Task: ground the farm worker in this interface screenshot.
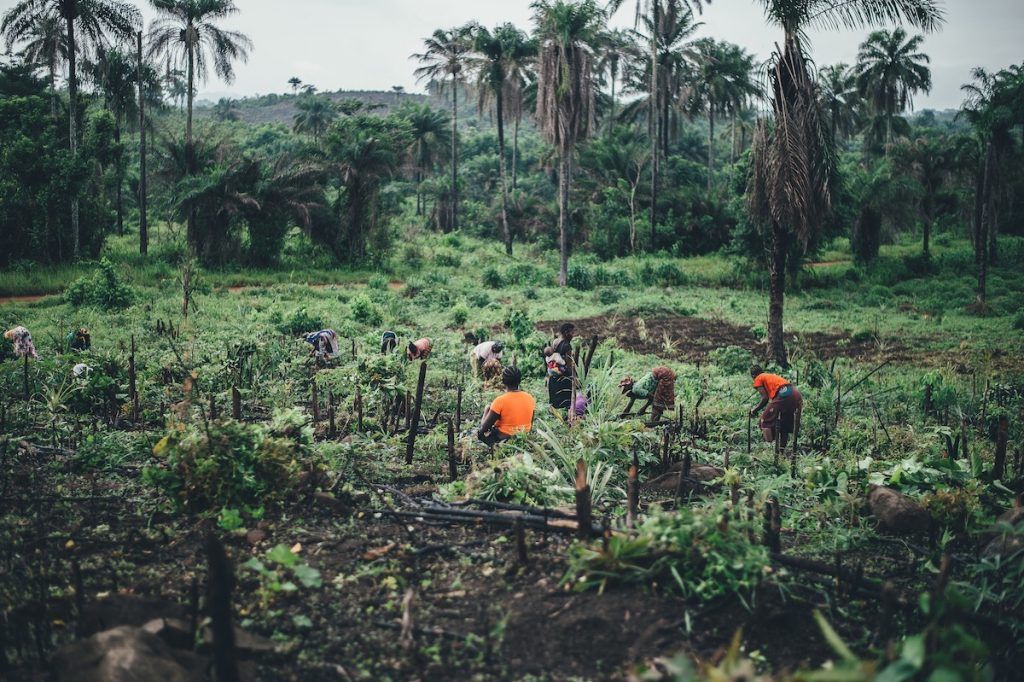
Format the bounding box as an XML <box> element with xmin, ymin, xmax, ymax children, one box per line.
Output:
<box><xmin>544</xmin><ymin>346</ymin><xmax>566</xmax><ymax>378</ymax></box>
<box><xmin>305</xmin><ymin>329</ymin><xmax>340</xmax><ymax>359</ymax></box>
<box><xmin>67</xmin><ymin>327</ymin><xmax>91</xmax><ymax>352</ymax></box>
<box><xmin>72</xmin><ymin>363</ymin><xmax>90</xmax><ymax>378</ymax></box>
<box><xmin>619</xmin><ymin>366</ymin><xmax>676</xmax><ymax>422</ymax></box>
<box><xmin>748</xmin><ymin>365</ymin><xmax>803</xmax><ymax>447</ymax></box>
<box><xmin>407</xmin><ymin>337</ymin><xmax>432</xmax><ymax>361</ymax></box>
<box><xmin>572</xmin><ymin>391</ymin><xmax>589</xmax><ymax>419</ymax></box>
<box><xmin>478</xmin><ymin>366</ymin><xmax>535</xmax><ymax>446</ymax></box>
<box><xmin>547</xmin><ymin>323</ymin><xmax>576</xmax><ymax>410</ymax></box>
<box><xmin>380</xmin><ymin>330</ymin><xmax>397</xmax><ymax>354</ymax></box>
<box><xmin>470</xmin><ymin>340</ymin><xmax>504</xmax><ymax>376</ymax></box>
<box><xmin>481</xmin><ymin>357</ymin><xmax>503</xmax><ymax>383</ymax></box>
<box><xmin>4</xmin><ymin>326</ymin><xmax>39</xmax><ymax>359</ymax></box>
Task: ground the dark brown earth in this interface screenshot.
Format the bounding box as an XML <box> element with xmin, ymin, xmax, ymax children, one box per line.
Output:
<box><xmin>540</xmin><ymin>313</ymin><xmax>917</xmax><ymax>365</ymax></box>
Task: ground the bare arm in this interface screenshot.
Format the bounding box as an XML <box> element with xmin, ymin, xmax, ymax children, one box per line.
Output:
<box><xmin>479</xmin><ymin>407</ymin><xmax>499</xmax><ymax>435</ymax></box>
<box><xmin>750</xmin><ymin>387</ymin><xmax>769</xmax><ymax>416</ymax></box>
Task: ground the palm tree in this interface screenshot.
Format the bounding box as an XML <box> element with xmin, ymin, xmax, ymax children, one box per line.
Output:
<box><xmin>855</xmin><ymin>28</ymin><xmax>931</xmax><ymax>152</ymax></box>
<box><xmin>401</xmin><ymin>102</ymin><xmax>451</xmax><ymax>217</ymax></box>
<box><xmin>8</xmin><ymin>12</ymin><xmax>67</xmax><ymax>117</ymax></box>
<box><xmin>469</xmin><ymin>22</ymin><xmax>533</xmax><ymax>256</ymax></box>
<box><xmin>533</xmin><ymin>0</ymin><xmax>603</xmax><ymax>286</ymax></box>
<box><xmin>413</xmin><ymin>26</ymin><xmax>472</xmax><ymax>232</ymax></box>
<box><xmin>817</xmin><ymin>63</ymin><xmax>860</xmax><ymax>144</ymax></box>
<box><xmin>595</xmin><ymin>28</ymin><xmax>638</xmax><ymax>130</ymax></box>
<box><xmin>293</xmin><ymin>94</ymin><xmax>337</xmax><ymax>146</ymax></box>
<box><xmin>747</xmin><ymin>0</ymin><xmax>943</xmax><ymax>366</ymax></box>
<box><xmin>287</xmin><ymin>75</ymin><xmax>301</xmax><ymax>93</ymax></box>
<box><xmin>90</xmin><ymin>46</ymin><xmax>161</xmax><ymax>236</ymax></box>
<box><xmin>580</xmin><ymin>125</ymin><xmax>649</xmax><ymax>253</ymax></box>
<box><xmin>959</xmin><ymin>65</ymin><xmax>1024</xmax><ymax>306</ymax></box>
<box><xmin>212</xmin><ymin>96</ymin><xmax>240</xmax><ymax>121</ymax></box>
<box><xmin>147</xmin><ymin>0</ymin><xmax>252</xmax><ymax>249</ymax></box>
<box><xmin>688</xmin><ymin>38</ymin><xmax>759</xmax><ymax>193</ymax></box>
<box><xmin>2</xmin><ymin>0</ymin><xmax>141</xmax><ymax>259</ymax></box>
<box><xmin>893</xmin><ymin>134</ymin><xmax>959</xmax><ymax>257</ymax></box>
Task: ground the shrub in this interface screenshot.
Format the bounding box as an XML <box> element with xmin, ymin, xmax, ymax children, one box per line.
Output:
<box><xmin>434</xmin><ymin>250</ymin><xmax>461</xmax><ymax>268</ymax></box>
<box><xmin>367</xmin><ymin>274</ymin><xmax>389</xmax><ymax>290</ymax></box>
<box><xmin>596</xmin><ymin>287</ymin><xmax>621</xmax><ymax>305</ymax></box>
<box><xmin>64</xmin><ymin>258</ymin><xmax>135</xmax><ymax>309</ymax></box>
<box><xmin>402</xmin><ymin>244</ymin><xmax>424</xmax><ymax>270</ymax></box>
<box><xmin>451</xmin><ymin>301</ymin><xmax>469</xmax><ymax>326</ymax></box>
<box><xmin>481</xmin><ymin>266</ymin><xmax>504</xmax><ymax>288</ymax></box>
<box><xmin>145</xmin><ymin>408</ymin><xmax>316</xmax><ymax>511</ymax></box>
<box><xmin>350</xmin><ymin>294</ymin><xmax>382</xmax><ymax>326</ymax></box>
<box><xmin>653</xmin><ymin>262</ymin><xmax>687</xmax><ymax>286</ymax></box>
<box><xmin>466</xmin><ymin>291</ymin><xmax>491</xmax><ymax>307</ymax></box>
<box><xmin>567</xmin><ymin>263</ymin><xmax>595</xmax><ymax>290</ymax></box>
<box><xmin>278</xmin><ymin>307</ymin><xmax>324</xmax><ymax>335</ymax></box>
<box><xmin>504</xmin><ymin>309</ymin><xmax>535</xmax><ymax>343</ymax></box>
<box><xmin>709</xmin><ymin>345</ymin><xmax>754</xmax><ymax>374</ymax></box>
<box><xmin>1013</xmin><ymin>309</ymin><xmax>1024</xmax><ymax>331</ymax></box>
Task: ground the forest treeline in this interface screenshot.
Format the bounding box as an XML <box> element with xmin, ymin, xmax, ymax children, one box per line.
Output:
<box><xmin>2</xmin><ymin>0</ymin><xmax>1023</xmax><ymax>363</ymax></box>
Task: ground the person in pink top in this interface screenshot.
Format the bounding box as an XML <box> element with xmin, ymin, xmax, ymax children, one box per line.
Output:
<box><xmin>407</xmin><ymin>337</ymin><xmax>432</xmax><ymax>361</ymax></box>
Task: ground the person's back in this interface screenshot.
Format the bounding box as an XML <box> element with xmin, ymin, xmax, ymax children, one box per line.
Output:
<box><xmin>490</xmin><ymin>389</ymin><xmax>536</xmax><ymax>436</ymax></box>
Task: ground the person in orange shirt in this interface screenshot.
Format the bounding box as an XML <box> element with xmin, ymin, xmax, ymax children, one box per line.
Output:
<box><xmin>748</xmin><ymin>364</ymin><xmax>802</xmax><ymax>447</ymax></box>
<box><xmin>478</xmin><ymin>366</ymin><xmax>535</xmax><ymax>446</ymax></box>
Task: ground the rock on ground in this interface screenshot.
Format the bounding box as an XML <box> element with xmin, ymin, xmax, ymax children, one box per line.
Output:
<box><xmin>50</xmin><ymin>625</ymin><xmax>206</xmax><ymax>682</ymax></box>
<box><xmin>868</xmin><ymin>485</ymin><xmax>930</xmax><ymax>534</ymax></box>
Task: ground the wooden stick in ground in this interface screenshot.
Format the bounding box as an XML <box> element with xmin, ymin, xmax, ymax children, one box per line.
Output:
<box><xmin>763</xmin><ymin>499</ymin><xmax>781</xmax><ymax>553</ymax></box>
<box><xmin>455</xmin><ymin>384</ymin><xmax>463</xmax><ymax>429</ymax></box>
<box><xmin>514</xmin><ymin>516</ymin><xmax>529</xmax><ymax>566</ymax></box>
<box><xmin>328</xmin><ymin>391</ymin><xmax>336</xmax><ymax>439</ymax></box>
<box><xmin>311</xmin><ymin>379</ymin><xmax>320</xmax><ymax>423</ymax></box>
<box><xmin>231</xmin><ymin>387</ymin><xmax>241</xmax><ymax>420</ymax></box>
<box><xmin>129</xmin><ymin>334</ymin><xmax>138</xmax><ymax>421</ymax></box>
<box><xmin>405</xmin><ymin>362</ymin><xmax>428</xmax><ymax>465</ymax></box>
<box><xmin>204</xmin><ymin>534</ymin><xmax>239</xmax><ymax>682</ymax></box>
<box><xmin>209</xmin><ymin>394</ymin><xmax>217</xmax><ymax>420</ymax></box>
<box><xmin>447</xmin><ymin>417</ymin><xmax>457</xmax><ymax>482</ymax></box>
<box><xmin>993</xmin><ymin>415</ymin><xmax>1008</xmax><ymax>481</ymax></box>
<box><xmin>626</xmin><ymin>452</ymin><xmax>639</xmax><ymax>528</ymax></box>
<box><xmin>582</xmin><ymin>335</ymin><xmax>599</xmax><ymax>378</ymax></box>
<box><xmin>355</xmin><ymin>384</ymin><xmax>363</xmax><ymax>432</ymax></box>
<box><xmin>574</xmin><ymin>458</ymin><xmax>592</xmax><ymax>540</ymax></box>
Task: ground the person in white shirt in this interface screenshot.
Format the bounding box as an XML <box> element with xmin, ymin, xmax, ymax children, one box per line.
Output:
<box><xmin>470</xmin><ymin>340</ymin><xmax>505</xmax><ymax>377</ymax></box>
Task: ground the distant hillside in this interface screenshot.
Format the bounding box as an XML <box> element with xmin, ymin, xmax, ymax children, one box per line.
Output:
<box><xmin>195</xmin><ymin>89</ymin><xmax>434</xmax><ymax>126</ymax></box>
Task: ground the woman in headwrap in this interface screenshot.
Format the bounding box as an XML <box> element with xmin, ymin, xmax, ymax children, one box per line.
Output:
<box><xmin>619</xmin><ymin>366</ymin><xmax>676</xmax><ymax>422</ymax></box>
<box><xmin>4</xmin><ymin>326</ymin><xmax>39</xmax><ymax>359</ymax></box>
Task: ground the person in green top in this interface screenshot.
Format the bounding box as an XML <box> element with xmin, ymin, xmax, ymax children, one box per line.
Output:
<box><xmin>619</xmin><ymin>366</ymin><xmax>676</xmax><ymax>422</ymax></box>
<box><xmin>67</xmin><ymin>328</ymin><xmax>91</xmax><ymax>352</ymax></box>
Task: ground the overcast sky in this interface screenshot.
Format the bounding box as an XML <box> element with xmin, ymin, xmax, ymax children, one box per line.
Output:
<box><xmin>3</xmin><ymin>0</ymin><xmax>1021</xmax><ymax>110</ymax></box>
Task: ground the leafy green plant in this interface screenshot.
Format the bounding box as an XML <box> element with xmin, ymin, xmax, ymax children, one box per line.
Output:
<box><xmin>64</xmin><ymin>258</ymin><xmax>135</xmax><ymax>309</ymax></box>
<box><xmin>145</xmin><ymin>408</ymin><xmax>317</xmax><ymax>511</ymax></box>
<box><xmin>242</xmin><ymin>543</ymin><xmax>322</xmax><ymax>606</ymax></box>
<box><xmin>350</xmin><ymin>293</ymin><xmax>382</xmax><ymax>325</ymax></box>
<box><xmin>567</xmin><ymin>263</ymin><xmax>595</xmax><ymax>290</ymax></box>
<box><xmin>217</xmin><ymin>507</ymin><xmax>244</xmax><ymax>531</ymax></box>
<box><xmin>277</xmin><ymin>307</ymin><xmax>324</xmax><ymax>335</ymax></box>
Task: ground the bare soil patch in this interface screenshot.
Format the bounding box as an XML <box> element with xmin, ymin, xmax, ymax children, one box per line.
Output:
<box><xmin>540</xmin><ymin>314</ymin><xmax>917</xmax><ymax>365</ymax></box>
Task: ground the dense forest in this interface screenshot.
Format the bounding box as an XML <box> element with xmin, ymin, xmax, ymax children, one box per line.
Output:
<box><xmin>1</xmin><ymin>0</ymin><xmax>1023</xmax><ymax>680</ymax></box>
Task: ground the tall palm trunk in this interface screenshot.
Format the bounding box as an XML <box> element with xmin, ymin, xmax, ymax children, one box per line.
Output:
<box><xmin>66</xmin><ymin>1</ymin><xmax>80</xmax><ymax>259</ymax></box>
<box><xmin>557</xmin><ymin>151</ymin><xmax>570</xmax><ymax>286</ymax></box>
<box><xmin>449</xmin><ymin>75</ymin><xmax>458</xmax><ymax>232</ymax></box>
<box><xmin>186</xmin><ymin>27</ymin><xmax>197</xmax><ymax>248</ymax></box>
<box><xmin>608</xmin><ymin>67</ymin><xmax>616</xmax><ymax>132</ymax></box>
<box><xmin>496</xmin><ymin>88</ymin><xmax>513</xmax><ymax>256</ymax></box>
<box><xmin>707</xmin><ymin>102</ymin><xmax>714</xmax><ymax>194</ymax></box>
<box><xmin>512</xmin><ymin>115</ymin><xmax>520</xmax><ymax>189</ymax></box>
<box><xmin>48</xmin><ymin>59</ymin><xmax>58</xmax><ymax>119</ymax></box>
<box><xmin>768</xmin><ymin>220</ymin><xmax>788</xmax><ymax>367</ymax></box>
<box><xmin>648</xmin><ymin>0</ymin><xmax>659</xmax><ymax>249</ymax></box>
<box><xmin>114</xmin><ymin>120</ymin><xmax>123</xmax><ymax>235</ymax></box>
<box><xmin>138</xmin><ymin>30</ymin><xmax>148</xmax><ymax>256</ymax></box>
<box><xmin>976</xmin><ymin>143</ymin><xmax>994</xmax><ymax>308</ymax></box>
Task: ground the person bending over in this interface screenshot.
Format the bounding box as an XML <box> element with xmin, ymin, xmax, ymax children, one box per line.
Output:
<box><xmin>470</xmin><ymin>340</ymin><xmax>504</xmax><ymax>376</ymax></box>
<box><xmin>407</xmin><ymin>337</ymin><xmax>432</xmax><ymax>361</ymax></box>
<box><xmin>478</xmin><ymin>366</ymin><xmax>535</xmax><ymax>446</ymax></box>
<box><xmin>380</xmin><ymin>331</ymin><xmax>397</xmax><ymax>355</ymax></box>
<box><xmin>305</xmin><ymin>329</ymin><xmax>340</xmax><ymax>360</ymax></box>
<box><xmin>619</xmin><ymin>366</ymin><xmax>676</xmax><ymax>422</ymax></box>
<box><xmin>68</xmin><ymin>327</ymin><xmax>91</xmax><ymax>352</ymax></box>
<box><xmin>748</xmin><ymin>364</ymin><xmax>803</xmax><ymax>448</ymax></box>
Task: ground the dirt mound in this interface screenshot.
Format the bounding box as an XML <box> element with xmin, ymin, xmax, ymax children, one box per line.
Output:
<box><xmin>540</xmin><ymin>314</ymin><xmax>915</xmax><ymax>364</ymax></box>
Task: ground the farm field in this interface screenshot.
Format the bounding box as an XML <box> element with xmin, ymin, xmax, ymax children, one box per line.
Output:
<box><xmin>2</xmin><ymin>233</ymin><xmax>1023</xmax><ymax>680</ymax></box>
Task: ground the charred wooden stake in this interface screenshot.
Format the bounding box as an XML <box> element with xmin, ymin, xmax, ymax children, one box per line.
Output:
<box><xmin>993</xmin><ymin>415</ymin><xmax>1008</xmax><ymax>481</ymax></box>
<box><xmin>311</xmin><ymin>380</ymin><xmax>320</xmax><ymax>423</ymax></box>
<box><xmin>351</xmin><ymin>337</ymin><xmax>357</xmax><ymax>360</ymax></box>
<box><xmin>129</xmin><ymin>335</ymin><xmax>138</xmax><ymax>421</ymax></box>
<box><xmin>404</xmin><ymin>390</ymin><xmax>411</xmax><ymax>430</ymax></box>
<box><xmin>405</xmin><ymin>362</ymin><xmax>428</xmax><ymax>465</ymax></box>
<box><xmin>626</xmin><ymin>453</ymin><xmax>639</xmax><ymax>528</ymax></box>
<box><xmin>763</xmin><ymin>499</ymin><xmax>781</xmax><ymax>554</ymax></box>
<box><xmin>355</xmin><ymin>384</ymin><xmax>363</xmax><ymax>432</ymax></box>
<box><xmin>232</xmin><ymin>387</ymin><xmax>241</xmax><ymax>420</ymax></box>
<box><xmin>514</xmin><ymin>516</ymin><xmax>529</xmax><ymax>565</ymax></box>
<box><xmin>574</xmin><ymin>458</ymin><xmax>592</xmax><ymax>540</ymax></box>
<box><xmin>661</xmin><ymin>430</ymin><xmax>670</xmax><ymax>471</ymax></box>
<box><xmin>205</xmin><ymin>534</ymin><xmax>239</xmax><ymax>682</ymax></box>
<box><xmin>582</xmin><ymin>335</ymin><xmax>599</xmax><ymax>378</ymax></box>
<box><xmin>924</xmin><ymin>384</ymin><xmax>933</xmax><ymax>418</ymax></box>
<box><xmin>328</xmin><ymin>391</ymin><xmax>336</xmax><ymax>439</ymax></box>
<box><xmin>447</xmin><ymin>418</ymin><xmax>457</xmax><ymax>482</ymax></box>
<box><xmin>455</xmin><ymin>384</ymin><xmax>463</xmax><ymax>428</ymax></box>
<box><xmin>209</xmin><ymin>394</ymin><xmax>217</xmax><ymax>420</ymax></box>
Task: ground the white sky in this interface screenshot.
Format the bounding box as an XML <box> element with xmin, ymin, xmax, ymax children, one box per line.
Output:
<box><xmin>3</xmin><ymin>0</ymin><xmax>1022</xmax><ymax>110</ymax></box>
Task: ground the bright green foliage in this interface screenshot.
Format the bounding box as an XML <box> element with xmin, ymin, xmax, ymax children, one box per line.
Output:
<box><xmin>350</xmin><ymin>293</ymin><xmax>382</xmax><ymax>326</ymax></box>
<box><xmin>64</xmin><ymin>259</ymin><xmax>135</xmax><ymax>309</ymax></box>
<box><xmin>277</xmin><ymin>307</ymin><xmax>324</xmax><ymax>336</ymax></box>
<box><xmin>145</xmin><ymin>408</ymin><xmax>316</xmax><ymax>512</ymax></box>
<box><xmin>563</xmin><ymin>502</ymin><xmax>769</xmax><ymax>603</ymax></box>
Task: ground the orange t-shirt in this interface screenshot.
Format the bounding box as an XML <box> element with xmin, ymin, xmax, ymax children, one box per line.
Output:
<box><xmin>753</xmin><ymin>373</ymin><xmax>789</xmax><ymax>399</ymax></box>
<box><xmin>489</xmin><ymin>390</ymin><xmax>536</xmax><ymax>436</ymax></box>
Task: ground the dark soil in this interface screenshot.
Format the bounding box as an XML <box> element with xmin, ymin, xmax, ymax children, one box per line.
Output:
<box><xmin>540</xmin><ymin>314</ymin><xmax>919</xmax><ymax>365</ymax></box>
